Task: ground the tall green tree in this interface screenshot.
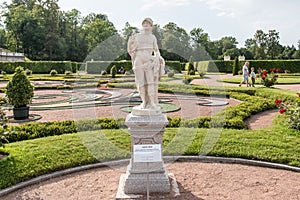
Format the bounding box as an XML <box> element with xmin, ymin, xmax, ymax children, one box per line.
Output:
<box><xmin>83</xmin><ymin>13</ymin><xmax>117</xmax><ymax>53</ymax></box>
<box><xmin>40</xmin><ymin>0</ymin><xmax>61</xmax><ymax>60</ymax></box>
<box><xmin>214</xmin><ymin>36</ymin><xmax>238</xmax><ymax>60</ymax></box>
<box><xmin>61</xmin><ymin>9</ymin><xmax>86</xmax><ymax>61</ymax></box>
<box><xmin>247</xmin><ymin>29</ymin><xmax>283</xmax><ymax>60</ymax></box>
<box><xmin>190</xmin><ymin>28</ymin><xmax>212</xmax><ymax>60</ymax></box>
<box><xmin>0</xmin><ymin>28</ymin><xmax>7</xmax><ymax>49</ymax></box>
<box><xmin>266</xmin><ymin>30</ymin><xmax>282</xmax><ymax>59</ymax></box>
<box><xmin>162</xmin><ymin>22</ymin><xmax>192</xmax><ymax>60</ymax></box>
<box><xmin>292</xmin><ymin>40</ymin><xmax>300</xmax><ymax>59</ymax></box>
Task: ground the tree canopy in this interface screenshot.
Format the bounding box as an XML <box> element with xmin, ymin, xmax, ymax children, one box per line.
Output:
<box><xmin>0</xmin><ymin>0</ymin><xmax>299</xmax><ymax>61</ymax></box>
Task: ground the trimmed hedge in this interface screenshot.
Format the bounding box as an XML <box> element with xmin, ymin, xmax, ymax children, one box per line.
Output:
<box><xmin>0</xmin><ymin>61</ymin><xmax>78</xmax><ymax>74</ymax></box>
<box><xmin>165</xmin><ymin>61</ymin><xmax>182</xmax><ymax>72</ymax></box>
<box><xmin>5</xmin><ymin>118</ymin><xmax>126</xmax><ymax>143</ymax></box>
<box><xmin>196</xmin><ymin>60</ymin><xmax>243</xmax><ymax>73</ymax></box>
<box><xmin>248</xmin><ymin>60</ymin><xmax>300</xmax><ymax>73</ymax></box>
<box><xmin>196</xmin><ymin>60</ymin><xmax>300</xmax><ymax>73</ymax></box>
<box><xmin>86</xmin><ymin>61</ymin><xmax>132</xmax><ymax>74</ymax></box>
<box><xmin>86</xmin><ymin>60</ymin><xmax>182</xmax><ymax>74</ymax></box>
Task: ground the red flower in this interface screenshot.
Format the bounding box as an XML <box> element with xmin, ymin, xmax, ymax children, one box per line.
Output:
<box><xmin>275</xmin><ymin>99</ymin><xmax>283</xmax><ymax>106</ymax></box>
<box><xmin>276</xmin><ymin>68</ymin><xmax>281</xmax><ymax>73</ymax></box>
<box><xmin>270</xmin><ymin>68</ymin><xmax>275</xmax><ymax>72</ymax></box>
<box><xmin>298</xmin><ymin>93</ymin><xmax>300</xmax><ymax>98</ymax></box>
<box><xmin>274</xmin><ymin>74</ymin><xmax>278</xmax><ymax>78</ymax></box>
<box><xmin>261</xmin><ymin>75</ymin><xmax>266</xmax><ymax>80</ymax></box>
<box><xmin>279</xmin><ymin>108</ymin><xmax>287</xmax><ymax>114</ymax></box>
<box><xmin>262</xmin><ymin>70</ymin><xmax>268</xmax><ymax>75</ymax></box>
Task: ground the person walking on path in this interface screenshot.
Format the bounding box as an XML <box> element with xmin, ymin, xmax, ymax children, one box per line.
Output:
<box><xmin>239</xmin><ymin>62</ymin><xmax>250</xmax><ymax>87</ymax></box>
<box><xmin>250</xmin><ymin>67</ymin><xmax>256</xmax><ymax>87</ymax></box>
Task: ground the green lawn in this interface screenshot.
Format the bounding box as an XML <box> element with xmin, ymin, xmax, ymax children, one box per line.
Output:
<box><xmin>1</xmin><ymin>122</ymin><xmax>299</xmax><ymax>190</ymax></box>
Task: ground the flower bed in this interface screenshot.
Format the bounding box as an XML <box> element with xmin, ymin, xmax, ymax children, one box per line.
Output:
<box><xmin>257</xmin><ymin>68</ymin><xmax>280</xmax><ymax>87</ymax></box>
<box><xmin>275</xmin><ymin>94</ymin><xmax>300</xmax><ymax>131</ymax></box>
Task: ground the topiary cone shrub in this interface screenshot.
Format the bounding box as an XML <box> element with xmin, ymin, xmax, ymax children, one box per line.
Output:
<box><xmin>5</xmin><ymin>67</ymin><xmax>34</xmax><ymax>119</ymax></box>
<box><xmin>232</xmin><ymin>57</ymin><xmax>239</xmax><ymax>76</ymax></box>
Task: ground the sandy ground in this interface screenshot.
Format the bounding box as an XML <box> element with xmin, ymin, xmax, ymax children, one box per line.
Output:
<box><xmin>245</xmin><ymin>109</ymin><xmax>279</xmax><ymax>130</ymax></box>
<box><xmin>1</xmin><ymin>161</ymin><xmax>300</xmax><ymax>200</ymax></box>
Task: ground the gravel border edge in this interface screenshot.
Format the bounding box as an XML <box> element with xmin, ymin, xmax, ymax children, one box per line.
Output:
<box><xmin>1</xmin><ymin>156</ymin><xmax>299</xmax><ymax>197</ymax></box>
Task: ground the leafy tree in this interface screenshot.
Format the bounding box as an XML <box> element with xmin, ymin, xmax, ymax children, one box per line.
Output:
<box><xmin>292</xmin><ymin>40</ymin><xmax>300</xmax><ymax>59</ymax></box>
<box><xmin>254</xmin><ymin>30</ymin><xmax>267</xmax><ymax>59</ymax></box>
<box><xmin>280</xmin><ymin>45</ymin><xmax>296</xmax><ymax>59</ymax></box>
<box><xmin>0</xmin><ymin>28</ymin><xmax>7</xmax><ymax>48</ymax></box>
<box><xmin>248</xmin><ymin>29</ymin><xmax>282</xmax><ymax>60</ymax></box>
<box><xmin>239</xmin><ymin>47</ymin><xmax>254</xmax><ymax>60</ymax></box>
<box><xmin>214</xmin><ymin>36</ymin><xmax>238</xmax><ymax>59</ymax></box>
<box><xmin>83</xmin><ymin>13</ymin><xmax>117</xmax><ymax>53</ymax></box>
<box><xmin>162</xmin><ymin>22</ymin><xmax>192</xmax><ymax>60</ymax></box>
<box><xmin>61</xmin><ymin>9</ymin><xmax>86</xmax><ymax>61</ymax></box>
<box><xmin>266</xmin><ymin>30</ymin><xmax>282</xmax><ymax>59</ymax></box>
<box><xmin>190</xmin><ymin>28</ymin><xmax>212</xmax><ymax>60</ymax></box>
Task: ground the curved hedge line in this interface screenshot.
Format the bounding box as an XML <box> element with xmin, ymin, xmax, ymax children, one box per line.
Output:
<box><xmin>2</xmin><ymin>89</ymin><xmax>278</xmax><ymax>143</ymax></box>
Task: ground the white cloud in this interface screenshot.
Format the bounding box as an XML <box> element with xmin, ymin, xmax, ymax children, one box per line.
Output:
<box><xmin>141</xmin><ymin>0</ymin><xmax>192</xmax><ymax>11</ymax></box>
<box><xmin>200</xmin><ymin>0</ymin><xmax>254</xmax><ymax>18</ymax></box>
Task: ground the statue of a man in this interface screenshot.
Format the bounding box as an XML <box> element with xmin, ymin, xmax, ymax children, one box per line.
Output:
<box><xmin>128</xmin><ymin>18</ymin><xmax>165</xmax><ymax>112</ymax></box>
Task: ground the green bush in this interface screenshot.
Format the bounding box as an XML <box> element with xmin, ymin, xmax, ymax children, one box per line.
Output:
<box><xmin>189</xmin><ymin>70</ymin><xmax>195</xmax><ymax>75</ymax></box>
<box><xmin>25</xmin><ymin>69</ymin><xmax>32</xmax><ymax>76</ymax></box>
<box><xmin>65</xmin><ymin>71</ymin><xmax>72</xmax><ymax>76</ymax></box>
<box><xmin>100</xmin><ymin>70</ymin><xmax>107</xmax><ymax>75</ymax></box>
<box><xmin>5</xmin><ymin>67</ymin><xmax>34</xmax><ymax>108</ymax></box>
<box><xmin>0</xmin><ymin>97</ymin><xmax>7</xmax><ymax>105</ymax></box>
<box><xmin>185</xmin><ymin>62</ymin><xmax>194</xmax><ymax>74</ymax></box>
<box><xmin>198</xmin><ymin>71</ymin><xmax>206</xmax><ymax>78</ymax></box>
<box><xmin>232</xmin><ymin>57</ymin><xmax>239</xmax><ymax>76</ymax></box>
<box><xmin>110</xmin><ymin>65</ymin><xmax>117</xmax><ymax>78</ymax></box>
<box><xmin>183</xmin><ymin>75</ymin><xmax>194</xmax><ymax>84</ymax></box>
<box><xmin>50</xmin><ymin>69</ymin><xmax>58</xmax><ymax>76</ymax></box>
<box><xmin>167</xmin><ymin>70</ymin><xmax>175</xmax><ymax>78</ymax></box>
<box><xmin>125</xmin><ymin>70</ymin><xmax>132</xmax><ymax>75</ymax></box>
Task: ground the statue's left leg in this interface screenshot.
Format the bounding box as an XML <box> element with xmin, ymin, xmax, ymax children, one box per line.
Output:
<box><xmin>145</xmin><ymin>68</ymin><xmax>158</xmax><ymax>109</ymax></box>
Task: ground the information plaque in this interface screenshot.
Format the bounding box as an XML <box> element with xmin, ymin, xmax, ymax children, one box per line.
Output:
<box><xmin>133</xmin><ymin>144</ymin><xmax>162</xmax><ymax>163</ymax></box>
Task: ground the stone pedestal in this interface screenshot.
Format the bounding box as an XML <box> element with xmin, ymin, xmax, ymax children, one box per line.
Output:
<box><xmin>123</xmin><ymin>113</ymin><xmax>170</xmax><ymax>194</ymax></box>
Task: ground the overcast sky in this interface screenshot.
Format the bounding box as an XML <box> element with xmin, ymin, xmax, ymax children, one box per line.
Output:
<box><xmin>2</xmin><ymin>0</ymin><xmax>300</xmax><ymax>47</ymax></box>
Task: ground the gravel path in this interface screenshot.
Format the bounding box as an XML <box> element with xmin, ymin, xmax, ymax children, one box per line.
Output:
<box><xmin>1</xmin><ymin>162</ymin><xmax>300</xmax><ymax>200</ymax></box>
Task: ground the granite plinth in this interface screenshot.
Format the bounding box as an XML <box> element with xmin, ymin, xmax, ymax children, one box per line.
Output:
<box><xmin>122</xmin><ymin>113</ymin><xmax>170</xmax><ymax>194</ymax></box>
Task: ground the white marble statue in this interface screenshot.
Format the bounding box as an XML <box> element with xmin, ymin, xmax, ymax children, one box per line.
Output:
<box><xmin>128</xmin><ymin>18</ymin><xmax>165</xmax><ymax>113</ymax></box>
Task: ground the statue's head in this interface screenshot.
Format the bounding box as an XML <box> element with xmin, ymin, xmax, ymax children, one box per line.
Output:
<box><xmin>142</xmin><ymin>18</ymin><xmax>153</xmax><ymax>32</ymax></box>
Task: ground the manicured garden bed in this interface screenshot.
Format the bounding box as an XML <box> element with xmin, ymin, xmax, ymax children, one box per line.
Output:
<box><xmin>0</xmin><ymin>82</ymin><xmax>299</xmax><ymax>191</ymax></box>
